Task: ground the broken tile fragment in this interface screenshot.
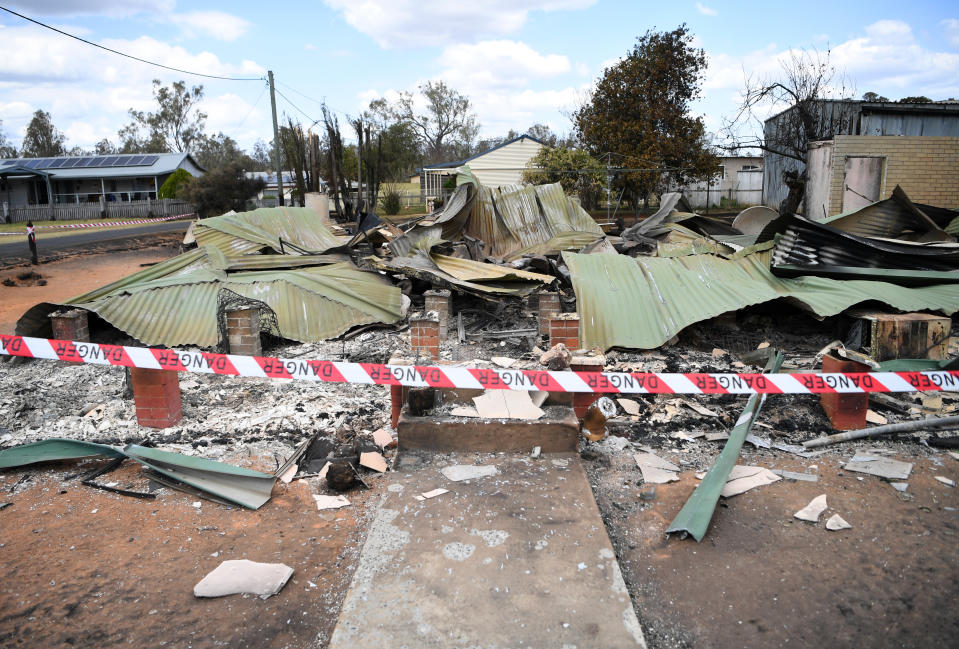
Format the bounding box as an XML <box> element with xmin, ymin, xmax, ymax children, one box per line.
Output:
<box><xmin>844</xmin><ymin>455</ymin><xmax>912</xmax><ymax>480</ymax></box>
<box><xmin>794</xmin><ymin>494</ymin><xmax>828</xmax><ymax>522</ymax></box>
<box><xmin>633</xmin><ymin>452</ymin><xmax>680</xmax><ymax>484</ymax></box>
<box><xmin>360</xmin><ymin>451</ymin><xmax>387</xmax><ymax>473</ymax></box>
<box><xmin>472</xmin><ymin>390</ymin><xmax>544</xmax><ymax>420</ymax></box>
<box><xmin>935</xmin><ymin>476</ymin><xmax>956</xmax><ymax>487</ymax></box>
<box><xmin>313</xmin><ymin>494</ymin><xmax>350</xmax><ymax>510</ymax></box>
<box><xmin>372</xmin><ymin>428</ymin><xmax>395</xmax><ymax>449</ymax></box>
<box><xmin>450</xmin><ymin>406</ymin><xmax>481</xmax><ymax>418</ymax></box>
<box><xmin>721</xmin><ymin>466</ymin><xmax>780</xmax><ymax>497</ymax></box>
<box><xmin>421</xmin><ymin>488</ymin><xmax>449</xmax><ymax>499</ymax></box>
<box><xmin>826</xmin><ymin>514</ymin><xmax>852</xmax><ymax>531</ymax></box>
<box><xmin>278</xmin><ymin>463</ymin><xmax>298</xmax><ymax>484</ymax></box>
<box><xmin>617</xmin><ymin>398</ymin><xmax>641</xmax><ymax>416</ymax></box>
<box><xmin>491</xmin><ymin>356</ymin><xmax>516</xmax><ymax>368</ymax></box>
<box><xmin>890</xmin><ymin>482</ymin><xmax>909</xmax><ymax>492</ymax></box>
<box><xmin>194</xmin><ymin>560</ymin><xmax>293</xmax><ymax>599</ymax></box>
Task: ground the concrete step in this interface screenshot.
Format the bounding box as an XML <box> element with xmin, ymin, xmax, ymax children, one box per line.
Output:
<box><xmin>328</xmin><ymin>451</ymin><xmax>646</xmax><ymax>649</ymax></box>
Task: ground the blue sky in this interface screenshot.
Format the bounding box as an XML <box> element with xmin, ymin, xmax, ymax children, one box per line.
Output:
<box><xmin>1</xmin><ymin>1</ymin><xmax>957</xmax><ymax>154</ymax></box>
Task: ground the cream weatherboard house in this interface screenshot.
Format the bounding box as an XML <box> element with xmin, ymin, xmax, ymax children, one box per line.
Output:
<box><xmin>420</xmin><ymin>134</ymin><xmax>545</xmax><ymax>199</ymax></box>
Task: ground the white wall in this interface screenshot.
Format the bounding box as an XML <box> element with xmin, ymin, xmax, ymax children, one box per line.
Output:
<box><xmin>804</xmin><ymin>140</ymin><xmax>833</xmax><ymax>219</ymax></box>
<box><xmin>469</xmin><ymin>137</ymin><xmax>544</xmax><ymax>187</ymax></box>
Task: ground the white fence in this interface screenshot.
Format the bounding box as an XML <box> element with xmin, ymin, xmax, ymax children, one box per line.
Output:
<box><xmin>5</xmin><ymin>198</ymin><xmax>194</xmax><ymax>223</ymax></box>
<box><xmin>676</xmin><ymin>169</ymin><xmax>764</xmax><ymax>209</ymax></box>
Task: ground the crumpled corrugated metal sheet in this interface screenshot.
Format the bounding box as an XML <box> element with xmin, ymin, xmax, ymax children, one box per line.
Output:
<box><xmin>194</xmin><ymin>206</ymin><xmax>349</xmax><ymax>254</ymax></box>
<box><xmin>820</xmin><ymin>185</ymin><xmax>954</xmax><ymax>243</ymax></box>
<box><xmin>772</xmin><ymin>214</ymin><xmax>959</xmax><ymax>280</ymax></box>
<box><xmin>71</xmin><ymin>261</ymin><xmax>403</xmax><ymax>347</ymax></box>
<box><xmin>563</xmin><ymin>249</ymin><xmax>959</xmax><ymax>351</ymax></box>
<box><xmin>390</xmin><ymin>173</ymin><xmax>602</xmax><ymax>260</ymax></box>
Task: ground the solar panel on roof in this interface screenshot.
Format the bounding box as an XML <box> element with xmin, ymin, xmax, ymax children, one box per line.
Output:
<box><xmin>62</xmin><ymin>158</ymin><xmax>82</xmax><ymax>168</ymax></box>
<box><xmin>47</xmin><ymin>158</ymin><xmax>68</xmax><ymax>168</ymax></box>
<box><xmin>126</xmin><ymin>155</ymin><xmax>144</xmax><ymax>165</ymax></box>
<box><xmin>23</xmin><ymin>159</ymin><xmax>42</xmax><ymax>169</ymax></box>
<box><xmin>88</xmin><ymin>156</ymin><xmax>108</xmax><ymax>167</ymax></box>
<box><xmin>102</xmin><ymin>156</ymin><xmax>120</xmax><ymax>166</ymax></box>
<box><xmin>76</xmin><ymin>158</ymin><xmax>96</xmax><ymax>167</ymax></box>
<box><xmin>141</xmin><ymin>155</ymin><xmax>160</xmax><ymax>165</ymax></box>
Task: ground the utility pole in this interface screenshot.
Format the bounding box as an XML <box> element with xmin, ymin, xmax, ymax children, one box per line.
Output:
<box><xmin>267</xmin><ymin>70</ymin><xmax>284</xmax><ymax>206</ymax></box>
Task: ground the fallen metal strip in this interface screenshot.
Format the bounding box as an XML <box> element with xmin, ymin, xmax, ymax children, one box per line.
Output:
<box><xmin>666</xmin><ymin>351</ymin><xmax>783</xmax><ymax>542</ymax></box>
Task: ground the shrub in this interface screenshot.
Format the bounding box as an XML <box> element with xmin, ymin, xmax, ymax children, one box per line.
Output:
<box><xmin>379</xmin><ymin>184</ymin><xmax>401</xmax><ymax>215</ymax></box>
<box><xmin>158</xmin><ymin>168</ymin><xmax>193</xmax><ymax>199</ymax></box>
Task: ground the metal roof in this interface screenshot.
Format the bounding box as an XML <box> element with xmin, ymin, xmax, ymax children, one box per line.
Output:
<box><xmin>423</xmin><ymin>135</ymin><xmax>546</xmax><ymax>170</ymax></box>
<box><xmin>563</xmin><ymin>248</ymin><xmax>959</xmax><ymax>351</ymax></box>
<box><xmin>194</xmin><ymin>206</ymin><xmax>349</xmax><ymax>255</ymax></box>
<box><xmin>0</xmin><ymin>152</ymin><xmax>201</xmax><ymax>179</ymax></box>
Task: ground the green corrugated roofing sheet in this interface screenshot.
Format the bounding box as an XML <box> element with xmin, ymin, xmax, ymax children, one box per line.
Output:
<box><xmin>563</xmin><ymin>249</ymin><xmax>959</xmax><ymax>351</ymax></box>
<box><xmin>69</xmin><ymin>260</ymin><xmax>404</xmax><ymax>347</ymax></box>
<box><xmin>193</xmin><ymin>206</ymin><xmax>348</xmax><ymax>254</ymax></box>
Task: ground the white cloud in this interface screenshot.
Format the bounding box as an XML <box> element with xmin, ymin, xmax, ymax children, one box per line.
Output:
<box><xmin>695</xmin><ymin>3</ymin><xmax>717</xmax><ymax>16</ymax></box>
<box><xmin>169</xmin><ymin>11</ymin><xmax>252</xmax><ymax>41</ymax></box>
<box><xmin>439</xmin><ymin>41</ymin><xmax>570</xmax><ymax>89</ymax></box>
<box><xmin>942</xmin><ymin>18</ymin><xmax>959</xmax><ymax>49</ymax></box>
<box><xmin>323</xmin><ymin>0</ymin><xmax>596</xmax><ymax>49</ymax></box>
<box><xmin>2</xmin><ymin>0</ymin><xmax>175</xmax><ymax>17</ymax></box>
<box><xmin>0</xmin><ymin>22</ymin><xmax>266</xmax><ymax>149</ymax></box>
<box><xmin>304</xmin><ymin>43</ymin><xmax>317</xmax><ymax>51</ymax></box>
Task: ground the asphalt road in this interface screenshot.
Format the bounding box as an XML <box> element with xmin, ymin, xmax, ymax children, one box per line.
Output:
<box><xmin>0</xmin><ymin>221</ymin><xmax>189</xmax><ymax>263</ymax></box>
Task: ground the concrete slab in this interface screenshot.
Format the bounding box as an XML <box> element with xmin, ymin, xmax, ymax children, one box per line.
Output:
<box><xmin>397</xmin><ymin>406</ymin><xmax>580</xmax><ymax>453</ymax></box>
<box><xmin>328</xmin><ymin>452</ymin><xmax>646</xmax><ymax>649</ymax></box>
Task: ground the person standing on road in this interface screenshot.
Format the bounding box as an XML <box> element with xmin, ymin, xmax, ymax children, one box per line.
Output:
<box><xmin>26</xmin><ymin>220</ymin><xmax>38</xmax><ymax>264</ymax></box>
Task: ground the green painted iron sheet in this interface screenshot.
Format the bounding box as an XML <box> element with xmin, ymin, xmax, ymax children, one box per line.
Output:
<box><xmin>563</xmin><ymin>249</ymin><xmax>959</xmax><ymax>351</ymax></box>
<box><xmin>0</xmin><ymin>439</ymin><xmax>125</xmax><ymax>469</ymax></box>
<box><xmin>193</xmin><ymin>206</ymin><xmax>348</xmax><ymax>254</ymax></box>
<box><xmin>666</xmin><ymin>352</ymin><xmax>783</xmax><ymax>542</ymax></box>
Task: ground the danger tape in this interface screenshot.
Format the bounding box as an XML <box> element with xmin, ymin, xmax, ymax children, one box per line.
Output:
<box><xmin>0</xmin><ymin>213</ymin><xmax>194</xmax><ymax>235</ymax></box>
<box><xmin>3</xmin><ymin>335</ymin><xmax>959</xmax><ymax>395</ymax></box>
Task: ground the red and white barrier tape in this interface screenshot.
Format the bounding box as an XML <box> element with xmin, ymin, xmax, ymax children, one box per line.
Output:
<box><xmin>3</xmin><ymin>335</ymin><xmax>958</xmax><ymax>394</ymax></box>
<box><xmin>0</xmin><ymin>213</ymin><xmax>194</xmax><ymax>235</ymax></box>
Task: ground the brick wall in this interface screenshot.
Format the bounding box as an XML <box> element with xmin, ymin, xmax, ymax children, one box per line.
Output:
<box><xmin>549</xmin><ymin>314</ymin><xmax>580</xmax><ymax>350</ymax></box>
<box><xmin>424</xmin><ymin>290</ymin><xmax>452</xmax><ymax>339</ymax></box>
<box><xmin>50</xmin><ymin>309</ymin><xmax>90</xmax><ymax>342</ymax></box>
<box><xmin>538</xmin><ymin>292</ymin><xmax>561</xmax><ymax>336</ymax></box>
<box><xmin>410</xmin><ymin>314</ymin><xmax>440</xmax><ymax>360</ymax></box>
<box><xmin>226</xmin><ymin>308</ymin><xmax>262</xmax><ymax>356</ymax></box>
<box><xmin>828</xmin><ymin>135</ymin><xmax>959</xmax><ymax>215</ymax></box>
<box><xmin>130</xmin><ymin>368</ymin><xmax>182</xmax><ymax>428</ymax></box>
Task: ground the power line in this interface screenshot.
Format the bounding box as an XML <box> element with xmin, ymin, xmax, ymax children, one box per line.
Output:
<box><xmin>0</xmin><ymin>6</ymin><xmax>264</xmax><ymax>81</ymax></box>
<box><xmin>236</xmin><ymin>81</ymin><xmax>269</xmax><ymax>130</ymax></box>
<box><xmin>273</xmin><ymin>87</ymin><xmax>319</xmax><ymax>124</ymax></box>
<box><xmin>276</xmin><ymin>82</ymin><xmax>352</xmax><ymax>119</ymax></box>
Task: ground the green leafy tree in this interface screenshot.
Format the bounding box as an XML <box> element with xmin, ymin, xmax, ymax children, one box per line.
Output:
<box><xmin>899</xmin><ymin>95</ymin><xmax>932</xmax><ymax>103</ymax></box>
<box><xmin>522</xmin><ymin>146</ymin><xmax>603</xmax><ymax>209</ymax></box>
<box><xmin>158</xmin><ymin>168</ymin><xmax>193</xmax><ymax>199</ymax></box>
<box><xmin>20</xmin><ymin>110</ymin><xmax>67</xmax><ymax>157</ymax></box>
<box><xmin>0</xmin><ymin>120</ymin><xmax>18</xmax><ymax>157</ymax></box>
<box><xmin>574</xmin><ymin>25</ymin><xmax>717</xmax><ymax>207</ymax></box>
<box><xmin>94</xmin><ymin>138</ymin><xmax>118</xmax><ymax>155</ymax></box>
<box><xmin>178</xmin><ymin>162</ymin><xmax>264</xmax><ymax>217</ymax></box>
<box><xmin>384</xmin><ymin>81</ymin><xmax>479</xmax><ymax>163</ymax></box>
<box><xmin>862</xmin><ymin>91</ymin><xmax>889</xmax><ymax>102</ymax></box>
<box><xmin>120</xmin><ymin>80</ymin><xmax>207</xmax><ymax>153</ymax></box>
<box><xmin>194</xmin><ymin>132</ymin><xmax>256</xmax><ymax>170</ymax></box>
<box><xmin>250</xmin><ymin>139</ymin><xmax>272</xmax><ymax>171</ymax></box>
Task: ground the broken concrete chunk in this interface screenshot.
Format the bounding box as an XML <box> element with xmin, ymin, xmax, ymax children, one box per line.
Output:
<box><xmin>491</xmin><ymin>356</ymin><xmax>516</xmax><ymax>368</ymax></box>
<box><xmin>194</xmin><ymin>560</ymin><xmax>293</xmax><ymax>599</ymax></box>
<box><xmin>826</xmin><ymin>514</ymin><xmax>852</xmax><ymax>531</ymax></box>
<box><xmin>472</xmin><ymin>390</ymin><xmax>544</xmax><ymax>420</ymax></box>
<box><xmin>633</xmin><ymin>452</ymin><xmax>680</xmax><ymax>484</ymax></box>
<box><xmin>359</xmin><ymin>451</ymin><xmax>387</xmax><ymax>473</ymax></box>
<box><xmin>442</xmin><ymin>464</ymin><xmax>498</xmax><ymax>482</ymax></box>
<box><xmin>794</xmin><ymin>494</ymin><xmax>828</xmax><ymax>522</ymax></box>
<box><xmin>539</xmin><ymin>343</ymin><xmax>571</xmax><ymax>370</ymax></box>
<box><xmin>530</xmin><ymin>446</ymin><xmax>541</xmax><ymax>459</ymax></box>
<box><xmin>844</xmin><ymin>455</ymin><xmax>913</xmax><ymax>481</ymax></box>
<box><xmin>934</xmin><ymin>476</ymin><xmax>956</xmax><ymax>487</ymax></box>
<box><xmin>313</xmin><ymin>494</ymin><xmax>350</xmax><ymax>510</ymax></box>
<box><xmin>617</xmin><ymin>398</ymin><xmax>642</xmax><ymax>416</ymax></box>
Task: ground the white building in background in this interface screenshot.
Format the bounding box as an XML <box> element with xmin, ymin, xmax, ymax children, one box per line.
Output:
<box><xmin>421</xmin><ymin>134</ymin><xmax>545</xmax><ymax>198</ymax></box>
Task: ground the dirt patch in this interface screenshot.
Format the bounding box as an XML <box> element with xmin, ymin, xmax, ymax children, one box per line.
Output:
<box><xmin>0</xmin><ymin>242</ymin><xmax>179</xmax><ymax>335</ymax></box>
<box><xmin>585</xmin><ymin>429</ymin><xmax>959</xmax><ymax>649</ymax></box>
<box><xmin>0</xmin><ymin>461</ymin><xmax>376</xmax><ymax>649</ymax></box>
